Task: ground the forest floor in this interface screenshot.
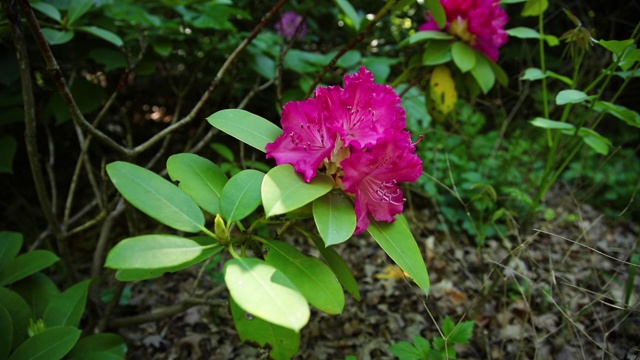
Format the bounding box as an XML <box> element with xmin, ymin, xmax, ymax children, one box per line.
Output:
<box><xmin>115</xmin><ymin>189</ymin><xmax>640</xmax><ymax>360</ymax></box>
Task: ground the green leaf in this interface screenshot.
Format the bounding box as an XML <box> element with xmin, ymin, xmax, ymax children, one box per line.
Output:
<box><xmin>489</xmin><ymin>61</ymin><xmax>509</xmax><ymax>86</ymax></box>
<box><xmin>0</xmin><ymin>287</ymin><xmax>31</xmax><ymax>350</ymax></box>
<box><xmin>264</xmin><ymin>240</ymin><xmax>345</xmax><ymax>314</ymax></box>
<box><xmin>334</xmin><ymin>0</ymin><xmax>361</xmax><ymax>31</ymax></box>
<box><xmin>506</xmin><ymin>27</ymin><xmax>540</xmax><ymax>39</ymax></box>
<box><xmin>413</xmin><ymin>335</ymin><xmax>431</xmax><ymax>357</ymax></box>
<box><xmin>307</xmin><ymin>233</ymin><xmax>360</xmax><ymax>301</ymax></box>
<box><xmin>389</xmin><ymin>341</ymin><xmax>422</xmax><ymax>360</ymax></box>
<box><xmin>422</xmin><ymin>41</ymin><xmax>452</xmax><ymax>66</ymax></box>
<box><xmin>114</xmin><ymin>237</ymin><xmax>222</xmax><ymax>281</ymax></box>
<box><xmin>593</xmin><ymin>101</ymin><xmax>640</xmax><ymax>128</ymax></box>
<box><xmin>230</xmin><ymin>297</ymin><xmax>300</xmax><ymax>360</ymax></box>
<box><xmin>67</xmin><ymin>0</ymin><xmax>94</xmax><ymax>25</ymax></box>
<box><xmin>31</xmin><ymin>2</ymin><xmax>62</xmax><ymax>22</ymax></box>
<box><xmin>578</xmin><ymin>128</ymin><xmax>611</xmax><ymax>155</ymax></box>
<box><xmin>470</xmin><ymin>54</ymin><xmax>495</xmax><ymax>93</ymax></box>
<box><xmin>0</xmin><ymin>231</ymin><xmax>22</xmax><ymax>268</ymax></box>
<box><xmin>88</xmin><ymin>48</ymin><xmax>127</xmax><ymax>71</ymax></box>
<box><xmin>11</xmin><ymin>273</ymin><xmax>60</xmax><ymax>319</ymax></box>
<box><xmin>262</xmin><ymin>164</ymin><xmax>334</xmax><ymax>218</ymax></box>
<box><xmin>43</xmin><ymin>279</ymin><xmax>91</xmax><ymax>328</ymax></box>
<box><xmin>521</xmin><ymin>0</ymin><xmax>548</xmax><ymax>16</ymax></box>
<box><xmin>106</xmin><ymin>234</ymin><xmax>206</xmax><ymax>270</ymax></box>
<box><xmin>41</xmin><ymin>28</ymin><xmax>74</xmax><ymax>45</ymax></box>
<box><xmin>106</xmin><ymin>161</ymin><xmax>204</xmax><ymax>233</ymax></box>
<box><xmin>0</xmin><ymin>250</ymin><xmax>59</xmax><ymax>286</ymax></box>
<box><xmin>520</xmin><ymin>68</ymin><xmax>573</xmax><ymax>86</ymax></box>
<box><xmin>399</xmin><ymin>31</ymin><xmax>453</xmax><ymax>47</ymax></box>
<box><xmin>224</xmin><ymin>257</ymin><xmax>309</xmax><ymax>332</ymax></box>
<box><xmin>366</xmin><ymin>215</ymin><xmax>430</xmax><ymax>295</ymax></box>
<box><xmin>451</xmin><ymin>42</ymin><xmax>476</xmax><ymax>73</ymax></box>
<box><xmin>48</xmin><ymin>77</ymin><xmax>106</xmax><ymax>125</ymax></box>
<box><xmin>8</xmin><ymin>326</ymin><xmax>81</xmax><ymax>360</ymax></box>
<box><xmin>76</xmin><ymin>26</ymin><xmax>123</xmax><ymax>47</ymax></box>
<box><xmin>312</xmin><ymin>191</ymin><xmax>356</xmax><ymax>246</ymax></box>
<box><xmin>220</xmin><ymin>169</ymin><xmax>264</xmax><ymax>222</ymax></box>
<box><xmin>598</xmin><ymin>39</ymin><xmax>635</xmax><ymax>56</ymax></box>
<box><xmin>0</xmin><ymin>305</ymin><xmax>12</xmax><ymax>359</ymax></box>
<box><xmin>167</xmin><ymin>153</ymin><xmax>228</xmax><ymax>216</ymax></box>
<box><xmin>426</xmin><ymin>0</ymin><xmax>446</xmax><ymax>28</ymax></box>
<box><xmin>529</xmin><ymin>117</ymin><xmax>575</xmax><ymax>131</ymax></box>
<box><xmin>448</xmin><ymin>320</ymin><xmax>475</xmax><ymax>344</ymax></box>
<box><xmin>207</xmin><ymin>109</ymin><xmax>283</xmax><ymax>152</ymax></box>
<box><xmin>210</xmin><ymin>142</ymin><xmax>235</xmax><ymax>162</ymax></box>
<box><xmin>68</xmin><ymin>333</ymin><xmax>127</xmax><ymax>359</ymax></box>
<box><xmin>0</xmin><ymin>135</ymin><xmax>16</xmax><ymax>173</ymax></box>
<box><xmin>556</xmin><ymin>89</ymin><xmax>592</xmax><ymax>105</ymax></box>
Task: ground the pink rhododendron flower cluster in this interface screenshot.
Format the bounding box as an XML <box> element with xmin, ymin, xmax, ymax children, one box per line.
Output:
<box><xmin>266</xmin><ymin>67</ymin><xmax>423</xmax><ymax>234</ymax></box>
<box><xmin>420</xmin><ymin>0</ymin><xmax>509</xmax><ymax>61</ymax></box>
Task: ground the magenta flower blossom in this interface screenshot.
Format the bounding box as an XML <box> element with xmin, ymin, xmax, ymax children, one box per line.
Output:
<box><xmin>275</xmin><ymin>11</ymin><xmax>308</xmax><ymax>41</ymax></box>
<box><xmin>266</xmin><ymin>67</ymin><xmax>423</xmax><ymax>234</ymax></box>
<box><xmin>420</xmin><ymin>0</ymin><xmax>509</xmax><ymax>61</ymax></box>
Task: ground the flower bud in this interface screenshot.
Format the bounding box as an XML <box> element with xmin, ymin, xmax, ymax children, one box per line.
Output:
<box><xmin>214</xmin><ymin>214</ymin><xmax>230</xmax><ymax>245</ymax></box>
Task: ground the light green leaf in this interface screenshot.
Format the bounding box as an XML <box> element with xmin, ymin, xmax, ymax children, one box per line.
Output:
<box><xmin>0</xmin><ymin>305</ymin><xmax>12</xmax><ymax>359</ymax></box>
<box><xmin>264</xmin><ymin>240</ymin><xmax>345</xmax><ymax>314</ymax></box>
<box><xmin>556</xmin><ymin>89</ymin><xmax>592</xmax><ymax>105</ymax></box>
<box><xmin>0</xmin><ymin>250</ymin><xmax>59</xmax><ymax>286</ymax></box>
<box><xmin>68</xmin><ymin>333</ymin><xmax>127</xmax><ymax>359</ymax></box>
<box><xmin>41</xmin><ymin>28</ymin><xmax>74</xmax><ymax>45</ymax></box>
<box><xmin>422</xmin><ymin>41</ymin><xmax>452</xmax><ymax>66</ymax></box>
<box><xmin>31</xmin><ymin>2</ymin><xmax>62</xmax><ymax>22</ymax></box>
<box><xmin>389</xmin><ymin>341</ymin><xmax>421</xmax><ymax>359</ymax></box>
<box><xmin>426</xmin><ymin>0</ymin><xmax>446</xmax><ymax>28</ymax></box>
<box><xmin>520</xmin><ymin>68</ymin><xmax>573</xmax><ymax>85</ymax></box>
<box><xmin>106</xmin><ymin>161</ymin><xmax>204</xmax><ymax>233</ymax></box>
<box><xmin>366</xmin><ymin>215</ymin><xmax>430</xmax><ymax>295</ymax></box>
<box><xmin>220</xmin><ymin>169</ymin><xmax>265</xmax><ymax>222</ymax></box>
<box><xmin>167</xmin><ymin>153</ymin><xmax>228</xmax><ymax>216</ymax></box>
<box><xmin>506</xmin><ymin>27</ymin><xmax>540</xmax><ymax>39</ymax></box>
<box><xmin>470</xmin><ymin>55</ymin><xmax>495</xmax><ymax>93</ymax></box>
<box><xmin>8</xmin><ymin>326</ymin><xmax>81</xmax><ymax>360</ymax></box>
<box><xmin>0</xmin><ymin>287</ymin><xmax>31</xmax><ymax>350</ymax></box>
<box><xmin>307</xmin><ymin>233</ymin><xmax>360</xmax><ymax>301</ymax></box>
<box><xmin>105</xmin><ymin>234</ymin><xmax>204</xmax><ymax>270</ymax></box>
<box><xmin>76</xmin><ymin>26</ymin><xmax>123</xmax><ymax>47</ymax></box>
<box><xmin>230</xmin><ymin>298</ymin><xmax>300</xmax><ymax>360</ymax></box>
<box><xmin>262</xmin><ymin>164</ymin><xmax>334</xmax><ymax>218</ymax></box>
<box><xmin>521</xmin><ymin>0</ymin><xmax>548</xmax><ymax>16</ymax></box>
<box><xmin>399</xmin><ymin>31</ymin><xmax>453</xmax><ymax>47</ymax></box>
<box><xmin>529</xmin><ymin>117</ymin><xmax>576</xmax><ymax>131</ymax></box>
<box><xmin>68</xmin><ymin>0</ymin><xmax>94</xmax><ymax>25</ymax></box>
<box><xmin>334</xmin><ymin>0</ymin><xmax>361</xmax><ymax>31</ymax></box>
<box><xmin>413</xmin><ymin>335</ymin><xmax>431</xmax><ymax>357</ymax></box>
<box><xmin>593</xmin><ymin>101</ymin><xmax>640</xmax><ymax>128</ymax></box>
<box><xmin>578</xmin><ymin>128</ymin><xmax>611</xmax><ymax>155</ymax></box>
<box><xmin>43</xmin><ymin>279</ymin><xmax>92</xmax><ymax>328</ymax></box>
<box><xmin>451</xmin><ymin>42</ymin><xmax>476</xmax><ymax>73</ymax></box>
<box><xmin>0</xmin><ymin>231</ymin><xmax>22</xmax><ymax>268</ymax></box>
<box><xmin>598</xmin><ymin>39</ymin><xmax>635</xmax><ymax>56</ymax></box>
<box><xmin>207</xmin><ymin>109</ymin><xmax>283</xmax><ymax>152</ymax></box>
<box><xmin>312</xmin><ymin>191</ymin><xmax>356</xmax><ymax>246</ymax></box>
<box><xmin>224</xmin><ymin>257</ymin><xmax>309</xmax><ymax>332</ymax></box>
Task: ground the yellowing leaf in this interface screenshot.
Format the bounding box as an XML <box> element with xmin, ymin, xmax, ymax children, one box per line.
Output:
<box><xmin>428</xmin><ymin>65</ymin><xmax>458</xmax><ymax>122</ymax></box>
<box><xmin>375</xmin><ymin>264</ymin><xmax>409</xmax><ymax>281</ymax></box>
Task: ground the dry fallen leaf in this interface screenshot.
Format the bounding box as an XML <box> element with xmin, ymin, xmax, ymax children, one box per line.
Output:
<box><xmin>374</xmin><ymin>264</ymin><xmax>409</xmax><ymax>281</ymax></box>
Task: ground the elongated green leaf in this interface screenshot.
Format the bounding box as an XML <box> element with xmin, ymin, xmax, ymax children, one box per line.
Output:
<box><xmin>0</xmin><ymin>250</ymin><xmax>59</xmax><ymax>286</ymax></box>
<box><xmin>0</xmin><ymin>305</ymin><xmax>11</xmax><ymax>359</ymax></box>
<box><xmin>521</xmin><ymin>0</ymin><xmax>548</xmax><ymax>16</ymax></box>
<box><xmin>470</xmin><ymin>55</ymin><xmax>495</xmax><ymax>93</ymax></box>
<box><xmin>426</xmin><ymin>0</ymin><xmax>446</xmax><ymax>28</ymax></box>
<box><xmin>43</xmin><ymin>279</ymin><xmax>92</xmax><ymax>328</ymax></box>
<box><xmin>0</xmin><ymin>287</ymin><xmax>31</xmax><ymax>350</ymax></box>
<box><xmin>230</xmin><ymin>298</ymin><xmax>300</xmax><ymax>360</ymax></box>
<box><xmin>68</xmin><ymin>333</ymin><xmax>127</xmax><ymax>359</ymax></box>
<box><xmin>115</xmin><ymin>241</ymin><xmax>222</xmax><ymax>281</ymax></box>
<box><xmin>105</xmin><ymin>234</ymin><xmax>204</xmax><ymax>270</ymax></box>
<box><xmin>593</xmin><ymin>101</ymin><xmax>640</xmax><ymax>128</ymax></box>
<box><xmin>367</xmin><ymin>215</ymin><xmax>430</xmax><ymax>295</ymax></box>
<box><xmin>8</xmin><ymin>326</ymin><xmax>81</xmax><ymax>360</ymax></box>
<box><xmin>334</xmin><ymin>0</ymin><xmax>361</xmax><ymax>31</ymax></box>
<box><xmin>399</xmin><ymin>31</ymin><xmax>453</xmax><ymax>47</ymax></box>
<box><xmin>307</xmin><ymin>232</ymin><xmax>360</xmax><ymax>301</ymax></box>
<box><xmin>31</xmin><ymin>2</ymin><xmax>62</xmax><ymax>22</ymax></box>
<box><xmin>0</xmin><ymin>134</ymin><xmax>17</xmax><ymax>173</ymax></box>
<box><xmin>264</xmin><ymin>241</ymin><xmax>345</xmax><ymax>314</ymax></box>
<box><xmin>529</xmin><ymin>117</ymin><xmax>575</xmax><ymax>131</ymax></box>
<box><xmin>225</xmin><ymin>257</ymin><xmax>309</xmax><ymax>332</ymax></box>
<box><xmin>262</xmin><ymin>164</ymin><xmax>333</xmax><ymax>218</ymax></box>
<box><xmin>76</xmin><ymin>26</ymin><xmax>123</xmax><ymax>47</ymax></box>
<box><xmin>556</xmin><ymin>89</ymin><xmax>591</xmax><ymax>105</ymax></box>
<box><xmin>207</xmin><ymin>109</ymin><xmax>283</xmax><ymax>152</ymax></box>
<box><xmin>220</xmin><ymin>169</ymin><xmax>265</xmax><ymax>222</ymax></box>
<box><xmin>520</xmin><ymin>68</ymin><xmax>573</xmax><ymax>85</ymax></box>
<box><xmin>506</xmin><ymin>27</ymin><xmax>540</xmax><ymax>39</ymax></box>
<box><xmin>41</xmin><ymin>28</ymin><xmax>74</xmax><ymax>45</ymax></box>
<box><xmin>578</xmin><ymin>128</ymin><xmax>611</xmax><ymax>155</ymax></box>
<box><xmin>312</xmin><ymin>192</ymin><xmax>356</xmax><ymax>246</ymax></box>
<box><xmin>0</xmin><ymin>231</ymin><xmax>22</xmax><ymax>269</ymax></box>
<box><xmin>11</xmin><ymin>273</ymin><xmax>60</xmax><ymax>319</ymax></box>
<box><xmin>68</xmin><ymin>0</ymin><xmax>94</xmax><ymax>25</ymax></box>
<box><xmin>106</xmin><ymin>161</ymin><xmax>204</xmax><ymax>233</ymax></box>
<box><xmin>167</xmin><ymin>153</ymin><xmax>228</xmax><ymax>216</ymax></box>
<box><xmin>451</xmin><ymin>42</ymin><xmax>476</xmax><ymax>73</ymax></box>
<box><xmin>422</xmin><ymin>41</ymin><xmax>452</xmax><ymax>66</ymax></box>
<box><xmin>598</xmin><ymin>39</ymin><xmax>635</xmax><ymax>56</ymax></box>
